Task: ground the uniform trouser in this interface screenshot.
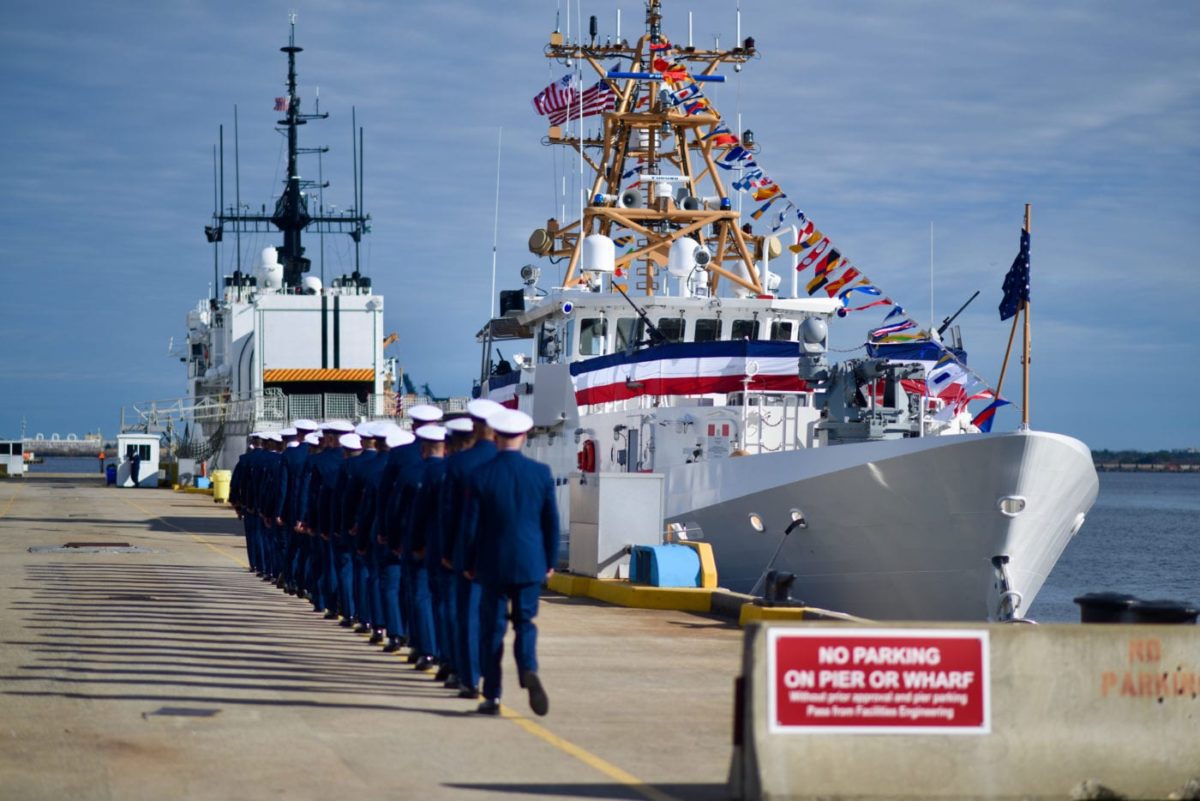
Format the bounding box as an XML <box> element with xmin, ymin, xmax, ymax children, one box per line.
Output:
<box><xmin>290</xmin><ymin>534</ymin><xmax>307</xmax><ymax>593</ymax></box>
<box><xmin>380</xmin><ymin>557</ymin><xmax>406</xmax><ymax>641</ymax></box>
<box><xmin>321</xmin><ymin>537</ymin><xmax>340</xmax><ymax>611</ymax></box>
<box><xmin>433</xmin><ymin>566</ymin><xmax>457</xmax><ymax>668</ymax></box>
<box><xmin>334</xmin><ymin>544</ymin><xmax>355</xmax><ymax>620</ymax></box>
<box><xmin>281</xmin><ymin>527</ymin><xmax>298</xmax><ymax>586</ymax></box>
<box><xmin>400</xmin><ymin>559</ymin><xmax>417</xmax><ymax>644</ymax></box>
<box><xmin>480</xmin><ymin>582</ymin><xmax>541</xmax><ymax>702</ymax></box>
<box><xmin>455</xmin><ymin>575</ymin><xmax>482</xmax><ymax>690</ymax></box>
<box><xmin>261</xmin><ymin>522</ymin><xmax>277</xmax><ymax>577</ymax></box>
<box><xmin>408</xmin><ymin>559</ymin><xmax>438</xmax><ymax>657</ymax></box>
<box><xmin>353</xmin><ymin>550</ymin><xmax>372</xmax><ymax>624</ymax></box>
<box><xmin>367</xmin><ymin>544</ymin><xmax>386</xmax><ymax>630</ymax></box>
<box><xmin>242</xmin><ymin>515</ymin><xmax>259</xmax><ymax>571</ymax></box>
<box><xmin>305</xmin><ymin>534</ymin><xmax>322</xmax><ymax>609</ymax></box>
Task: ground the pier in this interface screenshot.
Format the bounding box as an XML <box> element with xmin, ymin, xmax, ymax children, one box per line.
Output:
<box><xmin>0</xmin><ymin>476</ymin><xmax>736</xmax><ymax>801</ymax></box>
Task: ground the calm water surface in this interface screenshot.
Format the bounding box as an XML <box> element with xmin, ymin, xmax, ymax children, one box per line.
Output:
<box><xmin>1032</xmin><ymin>471</ymin><xmax>1200</xmax><ymax>622</ymax></box>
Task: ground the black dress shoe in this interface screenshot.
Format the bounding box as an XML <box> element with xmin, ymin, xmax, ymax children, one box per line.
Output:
<box><xmin>354</xmin><ymin>623</ymin><xmax>370</xmax><ymax>634</ymax></box>
<box><xmin>414</xmin><ymin>656</ymin><xmax>436</xmax><ymax>672</ymax></box>
<box><xmin>458</xmin><ymin>687</ymin><xmax>480</xmax><ymax>699</ymax></box>
<box><xmin>444</xmin><ymin>675</ymin><xmax>460</xmax><ymax>690</ymax></box>
<box><xmin>434</xmin><ymin>665</ymin><xmax>451</xmax><ymax>682</ymax></box>
<box><xmin>338</xmin><ymin>618</ymin><xmax>354</xmax><ymax>628</ymax></box>
<box><xmin>405</xmin><ymin>653</ymin><xmax>420</xmax><ymax>664</ymax></box>
<box><xmin>368</xmin><ymin>631</ymin><xmax>384</xmax><ymax>644</ymax></box>
<box><xmin>521</xmin><ymin>670</ymin><xmax>549</xmax><ymax>717</ymax></box>
<box><xmin>475</xmin><ymin>699</ymin><xmax>500</xmax><ymax>715</ymax></box>
<box><xmin>382</xmin><ymin>640</ymin><xmax>401</xmax><ymax>653</ymax></box>
<box><xmin>323</xmin><ymin>610</ymin><xmax>338</xmax><ymax>620</ymax></box>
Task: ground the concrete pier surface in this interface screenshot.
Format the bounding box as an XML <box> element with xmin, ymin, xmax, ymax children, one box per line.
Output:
<box><xmin>0</xmin><ymin>477</ymin><xmax>739</xmax><ymax>801</ymax></box>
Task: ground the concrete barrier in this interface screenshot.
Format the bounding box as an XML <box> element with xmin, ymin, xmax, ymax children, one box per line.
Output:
<box><xmin>729</xmin><ymin>622</ymin><xmax>1200</xmax><ymax>800</ymax></box>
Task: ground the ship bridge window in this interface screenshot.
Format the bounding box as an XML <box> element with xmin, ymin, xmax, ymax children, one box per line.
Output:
<box><xmin>694</xmin><ymin>318</ymin><xmax>721</xmax><ymax>342</ymax></box>
<box><xmin>770</xmin><ymin>321</ymin><xmax>794</xmax><ymax>341</ymax></box>
<box><xmin>731</xmin><ymin>319</ymin><xmax>760</xmax><ymax>340</ymax></box>
<box><xmin>656</xmin><ymin>317</ymin><xmax>685</xmax><ymax>343</ymax></box>
<box><xmin>0</xmin><ymin>443</ymin><xmax>12</xmax><ymax>455</ymax></box>
<box><xmin>538</xmin><ymin>322</ymin><xmax>563</xmax><ymax>362</ymax></box>
<box><xmin>615</xmin><ymin>317</ymin><xmax>643</xmax><ymax>351</ymax></box>
<box><xmin>579</xmin><ymin>317</ymin><xmax>607</xmax><ymax>356</ymax></box>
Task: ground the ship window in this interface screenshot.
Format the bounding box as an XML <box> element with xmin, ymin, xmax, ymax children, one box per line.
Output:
<box><xmin>694</xmin><ymin>318</ymin><xmax>721</xmax><ymax>342</ymax></box>
<box><xmin>0</xmin><ymin>443</ymin><xmax>11</xmax><ymax>455</ymax></box>
<box><xmin>125</xmin><ymin>444</ymin><xmax>151</xmax><ymax>461</ymax></box>
<box><xmin>731</xmin><ymin>319</ymin><xmax>760</xmax><ymax>340</ymax></box>
<box><xmin>615</xmin><ymin>317</ymin><xmax>644</xmax><ymax>350</ymax></box>
<box><xmin>657</xmin><ymin>317</ymin><xmax>685</xmax><ymax>343</ymax></box>
<box><xmin>538</xmin><ymin>322</ymin><xmax>562</xmax><ymax>362</ymax></box>
<box><xmin>579</xmin><ymin>317</ymin><xmax>607</xmax><ymax>356</ymax></box>
<box><xmin>770</xmin><ymin>321</ymin><xmax>794</xmax><ymax>341</ymax></box>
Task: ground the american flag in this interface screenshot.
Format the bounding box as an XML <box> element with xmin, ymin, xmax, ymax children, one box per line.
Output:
<box><xmin>531</xmin><ymin>74</ymin><xmax>615</xmax><ymax>126</ymax></box>
<box><xmin>274</xmin><ymin>96</ymin><xmax>290</xmax><ymax>112</ymax></box>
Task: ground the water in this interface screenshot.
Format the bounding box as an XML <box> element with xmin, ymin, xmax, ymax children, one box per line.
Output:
<box><xmin>1032</xmin><ymin>472</ymin><xmax>1200</xmax><ymax>623</ymax></box>
<box><xmin>26</xmin><ymin>456</ymin><xmax>109</xmax><ymax>474</ymax></box>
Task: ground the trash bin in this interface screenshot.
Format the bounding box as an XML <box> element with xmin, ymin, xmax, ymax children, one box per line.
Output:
<box><xmin>105</xmin><ymin>464</ymin><xmax>117</xmax><ymax>486</ymax></box>
<box><xmin>1075</xmin><ymin>592</ymin><xmax>1199</xmax><ymax>624</ymax></box>
<box><xmin>211</xmin><ymin>469</ymin><xmax>232</xmax><ymax>503</ymax></box>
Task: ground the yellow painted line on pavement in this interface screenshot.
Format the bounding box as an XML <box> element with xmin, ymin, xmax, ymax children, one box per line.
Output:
<box><xmin>119</xmin><ymin>495</ymin><xmax>250</xmax><ymax>569</ymax></box>
<box><xmin>500</xmin><ymin>706</ymin><xmax>683</xmax><ymax>801</ymax></box>
<box><xmin>0</xmin><ymin>486</ymin><xmax>24</xmax><ymax>519</ymax></box>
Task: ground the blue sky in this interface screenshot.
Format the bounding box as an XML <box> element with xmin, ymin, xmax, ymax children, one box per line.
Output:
<box><xmin>1</xmin><ymin>1</ymin><xmax>1196</xmax><ymax>450</ymax></box>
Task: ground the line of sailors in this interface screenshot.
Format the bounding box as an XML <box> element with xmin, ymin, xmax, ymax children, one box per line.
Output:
<box><xmin>228</xmin><ymin>400</ymin><xmax>560</xmax><ymax>716</ymax></box>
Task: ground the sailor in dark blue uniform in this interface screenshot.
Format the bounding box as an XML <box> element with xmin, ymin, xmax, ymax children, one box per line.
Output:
<box><xmin>230</xmin><ymin>433</ymin><xmax>262</xmax><ymax>573</ymax></box>
<box><xmin>384</xmin><ymin>405</ymin><xmax>444</xmax><ymax>661</ymax></box>
<box><xmin>331</xmin><ymin>431</ymin><xmax>370</xmax><ymax>627</ymax></box>
<box><xmin>352</xmin><ymin>421</ymin><xmax>396</xmax><ymax>644</ymax></box>
<box><xmin>432</xmin><ymin>416</ymin><xmax>475</xmax><ymax>684</ymax></box>
<box><xmin>377</xmin><ymin>427</ymin><xmax>418</xmax><ymax>652</ymax></box>
<box><xmin>403</xmin><ymin>423</ymin><xmax>448</xmax><ymax>672</ymax></box>
<box><xmin>302</xmin><ymin>421</ymin><xmax>353</xmax><ymax>618</ymax></box>
<box><xmin>281</xmin><ymin>420</ymin><xmax>318</xmax><ymax>595</ymax></box>
<box><xmin>293</xmin><ymin>431</ymin><xmax>325</xmax><ymax>611</ymax></box>
<box><xmin>441</xmin><ymin>398</ymin><xmax>501</xmax><ymax>697</ymax></box>
<box><xmin>256</xmin><ymin>431</ymin><xmax>286</xmax><ymax>581</ymax></box>
<box><xmin>464</xmin><ymin>409</ymin><xmax>559</xmax><ymax>716</ymax></box>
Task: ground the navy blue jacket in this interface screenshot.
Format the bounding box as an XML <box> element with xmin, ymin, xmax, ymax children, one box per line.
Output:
<box><xmin>410</xmin><ymin>457</ymin><xmax>447</xmax><ymax>563</ymax></box>
<box><xmin>384</xmin><ymin>447</ymin><xmax>426</xmax><ymax>552</ymax></box>
<box><xmin>441</xmin><ymin>440</ymin><xmax>498</xmax><ymax>572</ymax></box>
<box><xmin>354</xmin><ymin>450</ymin><xmax>391</xmax><ymax>551</ymax></box>
<box><xmin>464</xmin><ymin>450</ymin><xmax>560</xmax><ymax>586</ymax></box>
<box><xmin>281</xmin><ymin>443</ymin><xmax>310</xmax><ymax>527</ymax></box>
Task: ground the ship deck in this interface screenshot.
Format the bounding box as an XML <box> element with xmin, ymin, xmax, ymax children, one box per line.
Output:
<box><xmin>0</xmin><ymin>475</ymin><xmax>737</xmax><ymax>801</ymax></box>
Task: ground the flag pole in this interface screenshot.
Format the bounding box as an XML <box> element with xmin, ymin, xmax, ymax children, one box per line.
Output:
<box><xmin>1021</xmin><ymin>203</ymin><xmax>1031</xmax><ymax>428</ymax></box>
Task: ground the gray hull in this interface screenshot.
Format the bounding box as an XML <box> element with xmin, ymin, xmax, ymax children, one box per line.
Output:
<box><xmin>664</xmin><ymin>430</ymin><xmax>1098</xmax><ymax>621</ymax></box>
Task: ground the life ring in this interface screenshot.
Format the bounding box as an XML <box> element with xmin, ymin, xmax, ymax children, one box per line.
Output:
<box><xmin>578</xmin><ymin>438</ymin><xmax>597</xmax><ymax>473</ymax></box>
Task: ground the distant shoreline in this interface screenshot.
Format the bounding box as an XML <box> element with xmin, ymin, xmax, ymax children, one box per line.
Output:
<box><xmin>1092</xmin><ymin>449</ymin><xmax>1198</xmax><ymax>472</ymax></box>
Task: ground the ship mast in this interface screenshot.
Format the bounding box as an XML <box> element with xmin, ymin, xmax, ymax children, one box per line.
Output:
<box><xmin>537</xmin><ymin>0</ymin><xmax>764</xmax><ymax>297</ymax></box>
<box><xmin>210</xmin><ymin>15</ymin><xmax>370</xmax><ymax>289</ymax></box>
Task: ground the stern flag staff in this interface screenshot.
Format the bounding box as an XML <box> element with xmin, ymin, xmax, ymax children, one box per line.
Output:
<box><xmin>992</xmin><ymin>204</ymin><xmax>1033</xmax><ymax>430</ymax></box>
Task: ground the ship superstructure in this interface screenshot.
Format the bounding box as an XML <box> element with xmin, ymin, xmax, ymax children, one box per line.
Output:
<box><xmin>475</xmin><ymin>1</ymin><xmax>1099</xmax><ymax>621</ymax></box>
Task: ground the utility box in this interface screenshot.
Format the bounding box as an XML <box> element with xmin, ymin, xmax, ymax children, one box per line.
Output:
<box><xmin>0</xmin><ymin>441</ymin><xmax>26</xmax><ymax>477</ymax></box>
<box><xmin>116</xmin><ymin>433</ymin><xmax>160</xmax><ymax>488</ymax></box>
<box><xmin>568</xmin><ymin>472</ymin><xmax>664</xmax><ymax>578</ymax></box>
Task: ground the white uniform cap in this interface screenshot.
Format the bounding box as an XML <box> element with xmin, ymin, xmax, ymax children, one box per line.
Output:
<box><xmin>281</xmin><ymin>427</ymin><xmax>298</xmax><ymax>437</ymax></box>
<box><xmin>386</xmin><ymin>429</ymin><xmax>416</xmax><ymax>448</ymax></box>
<box><xmin>338</xmin><ymin>433</ymin><xmax>363</xmax><ymax>450</ymax></box>
<box><xmin>489</xmin><ymin>409</ymin><xmax>534</xmax><ymax>436</ymax></box>
<box><xmin>467</xmin><ymin>398</ymin><xmax>504</xmax><ymax>421</ymax></box>
<box><xmin>366</xmin><ymin>420</ymin><xmax>394</xmax><ymax>438</ymax></box>
<box><xmin>286</xmin><ymin>440</ymin><xmax>302</xmax><ymax>448</ymax></box>
<box><xmin>407</xmin><ymin>404</ymin><xmax>443</xmax><ymax>423</ymax></box>
<box><xmin>354</xmin><ymin>422</ymin><xmax>375</xmax><ymax>437</ymax></box>
<box><xmin>415</xmin><ymin>425</ymin><xmax>447</xmax><ymax>442</ymax></box>
<box><xmin>445</xmin><ymin>418</ymin><xmax>475</xmax><ymax>434</ymax></box>
<box><xmin>249</xmin><ymin>432</ymin><xmax>262</xmax><ymax>439</ymax></box>
<box><xmin>303</xmin><ymin>432</ymin><xmax>321</xmax><ymax>446</ymax></box>
<box><xmin>292</xmin><ymin>419</ymin><xmax>318</xmax><ymax>431</ymax></box>
<box><xmin>264</xmin><ymin>431</ymin><xmax>283</xmax><ymax>443</ymax></box>
<box><xmin>323</xmin><ymin>419</ymin><xmax>355</xmax><ymax>433</ymax></box>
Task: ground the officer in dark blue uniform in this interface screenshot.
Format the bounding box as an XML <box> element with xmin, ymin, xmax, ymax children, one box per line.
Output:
<box><xmin>281</xmin><ymin>421</ymin><xmax>317</xmax><ymax>595</ymax></box>
<box><xmin>339</xmin><ymin>427</ymin><xmax>377</xmax><ymax>632</ymax></box>
<box><xmin>305</xmin><ymin>421</ymin><xmax>353</xmax><ymax>618</ymax></box>
<box><xmin>352</xmin><ymin>422</ymin><xmax>396</xmax><ymax>644</ymax></box>
<box><xmin>432</xmin><ymin>416</ymin><xmax>475</xmax><ymax>684</ymax></box>
<box><xmin>464</xmin><ymin>409</ymin><xmax>559</xmax><ymax>716</ymax></box>
<box><xmin>293</xmin><ymin>431</ymin><xmax>325</xmax><ymax>611</ymax></box>
<box><xmin>442</xmin><ymin>398</ymin><xmax>501</xmax><ymax>697</ymax></box>
<box><xmin>256</xmin><ymin>431</ymin><xmax>285</xmax><ymax>581</ymax></box>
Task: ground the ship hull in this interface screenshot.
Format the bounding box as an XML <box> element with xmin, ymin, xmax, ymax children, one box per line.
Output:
<box><xmin>663</xmin><ymin>430</ymin><xmax>1098</xmax><ymax>621</ymax></box>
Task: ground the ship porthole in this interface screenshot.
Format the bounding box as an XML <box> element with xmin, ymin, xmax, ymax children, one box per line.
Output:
<box><xmin>997</xmin><ymin>496</ymin><xmax>1026</xmax><ymax>517</ymax></box>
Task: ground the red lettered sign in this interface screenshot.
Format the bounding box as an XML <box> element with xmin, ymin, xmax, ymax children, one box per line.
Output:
<box><xmin>768</xmin><ymin>628</ymin><xmax>990</xmax><ymax>734</ymax></box>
